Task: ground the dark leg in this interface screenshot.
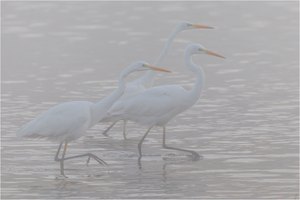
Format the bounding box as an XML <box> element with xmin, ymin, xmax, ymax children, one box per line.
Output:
<box><xmin>162</xmin><ymin>126</ymin><xmax>200</xmax><ymax>160</ymax></box>
<box><xmin>54</xmin><ymin>142</ymin><xmax>68</xmax><ymax>177</ymax></box>
<box><xmin>138</xmin><ymin>127</ymin><xmax>153</xmax><ymax>166</ymax></box>
<box><xmin>60</xmin><ymin>142</ymin><xmax>68</xmax><ymax>176</ymax></box>
<box><xmin>123</xmin><ymin>120</ymin><xmax>127</xmax><ymax>139</ymax></box>
<box><xmin>54</xmin><ymin>142</ymin><xmax>107</xmax><ymax>176</ymax></box>
<box><xmin>64</xmin><ymin>153</ymin><xmax>107</xmax><ymax>166</ymax></box>
<box><xmin>54</xmin><ymin>142</ymin><xmax>63</xmax><ymax>162</ymax></box>
<box><xmin>102</xmin><ymin>121</ymin><xmax>118</xmax><ymax>136</ymax></box>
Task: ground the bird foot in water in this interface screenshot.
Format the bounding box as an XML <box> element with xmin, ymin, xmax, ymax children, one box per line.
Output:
<box><xmin>56</xmin><ymin>174</ymin><xmax>68</xmax><ymax>179</ymax></box>
<box><xmin>162</xmin><ymin>152</ymin><xmax>202</xmax><ymax>161</ymax></box>
<box><xmin>188</xmin><ymin>152</ymin><xmax>203</xmax><ymax>161</ymax></box>
<box><xmin>86</xmin><ymin>153</ymin><xmax>108</xmax><ymax>166</ymax></box>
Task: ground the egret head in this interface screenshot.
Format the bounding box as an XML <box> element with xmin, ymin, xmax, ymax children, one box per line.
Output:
<box><xmin>177</xmin><ymin>21</ymin><xmax>214</xmax><ymax>31</ymax></box>
<box><xmin>187</xmin><ymin>44</ymin><xmax>225</xmax><ymax>59</ymax></box>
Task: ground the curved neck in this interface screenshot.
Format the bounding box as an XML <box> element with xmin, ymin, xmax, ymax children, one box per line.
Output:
<box><xmin>134</xmin><ymin>27</ymin><xmax>181</xmax><ymax>87</ymax></box>
<box><xmin>154</xmin><ymin>27</ymin><xmax>181</xmax><ymax>65</ymax></box>
<box><xmin>185</xmin><ymin>50</ymin><xmax>205</xmax><ymax>103</ymax></box>
<box><xmin>90</xmin><ymin>72</ymin><xmax>126</xmax><ymax>127</ymax></box>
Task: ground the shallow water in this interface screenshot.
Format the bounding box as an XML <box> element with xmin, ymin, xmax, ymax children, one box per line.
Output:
<box><xmin>1</xmin><ymin>1</ymin><xmax>299</xmax><ymax>199</ymax></box>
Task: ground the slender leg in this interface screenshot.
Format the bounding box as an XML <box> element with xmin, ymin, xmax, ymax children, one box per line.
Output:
<box><xmin>64</xmin><ymin>153</ymin><xmax>107</xmax><ymax>166</ymax></box>
<box><xmin>123</xmin><ymin>120</ymin><xmax>127</xmax><ymax>140</ymax></box>
<box><xmin>54</xmin><ymin>142</ymin><xmax>63</xmax><ymax>162</ymax></box>
<box><xmin>54</xmin><ymin>142</ymin><xmax>107</xmax><ymax>176</ymax></box>
<box><xmin>102</xmin><ymin>121</ymin><xmax>118</xmax><ymax>136</ymax></box>
<box><xmin>162</xmin><ymin>126</ymin><xmax>200</xmax><ymax>160</ymax></box>
<box><xmin>60</xmin><ymin>142</ymin><xmax>68</xmax><ymax>176</ymax></box>
<box><xmin>54</xmin><ymin>142</ymin><xmax>67</xmax><ymax>176</ymax></box>
<box><xmin>138</xmin><ymin>127</ymin><xmax>153</xmax><ymax>162</ymax></box>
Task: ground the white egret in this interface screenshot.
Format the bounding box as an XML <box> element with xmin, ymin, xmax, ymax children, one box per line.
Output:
<box><xmin>106</xmin><ymin>44</ymin><xmax>225</xmax><ymax>164</ymax></box>
<box><xmin>17</xmin><ymin>61</ymin><xmax>171</xmax><ymax>176</ymax></box>
<box><xmin>101</xmin><ymin>21</ymin><xmax>214</xmax><ymax>139</ymax></box>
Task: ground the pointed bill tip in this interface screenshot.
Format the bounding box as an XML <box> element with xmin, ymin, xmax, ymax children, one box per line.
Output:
<box><xmin>205</xmin><ymin>50</ymin><xmax>226</xmax><ymax>59</ymax></box>
<box><xmin>145</xmin><ymin>64</ymin><xmax>172</xmax><ymax>73</ymax></box>
<box><xmin>192</xmin><ymin>24</ymin><xmax>215</xmax><ymax>29</ymax></box>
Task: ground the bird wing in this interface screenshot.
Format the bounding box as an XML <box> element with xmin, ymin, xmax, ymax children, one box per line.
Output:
<box><xmin>107</xmin><ymin>85</ymin><xmax>188</xmax><ymax>125</ymax></box>
<box><xmin>17</xmin><ymin>101</ymin><xmax>92</xmax><ymax>141</ymax></box>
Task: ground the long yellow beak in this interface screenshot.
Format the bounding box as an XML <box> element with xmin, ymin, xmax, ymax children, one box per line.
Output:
<box><xmin>192</xmin><ymin>24</ymin><xmax>214</xmax><ymax>29</ymax></box>
<box><xmin>145</xmin><ymin>64</ymin><xmax>172</xmax><ymax>73</ymax></box>
<box><xmin>205</xmin><ymin>50</ymin><xmax>226</xmax><ymax>59</ymax></box>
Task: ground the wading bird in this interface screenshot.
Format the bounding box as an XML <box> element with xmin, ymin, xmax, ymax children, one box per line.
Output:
<box><xmin>17</xmin><ymin>61</ymin><xmax>171</xmax><ymax>176</ymax></box>
<box><xmin>106</xmin><ymin>44</ymin><xmax>225</xmax><ymax>164</ymax></box>
<box><xmin>101</xmin><ymin>21</ymin><xmax>214</xmax><ymax>139</ymax></box>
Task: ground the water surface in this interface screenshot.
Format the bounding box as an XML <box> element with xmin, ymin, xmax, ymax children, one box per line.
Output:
<box><xmin>2</xmin><ymin>1</ymin><xmax>299</xmax><ymax>199</ymax></box>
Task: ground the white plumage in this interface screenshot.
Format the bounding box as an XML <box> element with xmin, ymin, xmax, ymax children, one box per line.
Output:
<box><xmin>101</xmin><ymin>21</ymin><xmax>214</xmax><ymax>138</ymax></box>
<box><xmin>17</xmin><ymin>101</ymin><xmax>93</xmax><ymax>142</ymax></box>
<box><xmin>106</xmin><ymin>44</ymin><xmax>225</xmax><ymax>164</ymax></box>
<box><xmin>108</xmin><ymin>85</ymin><xmax>191</xmax><ymax>127</ymax></box>
<box><xmin>17</xmin><ymin>61</ymin><xmax>171</xmax><ymax>176</ymax></box>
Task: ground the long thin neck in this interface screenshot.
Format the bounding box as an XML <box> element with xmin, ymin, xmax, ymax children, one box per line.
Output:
<box><xmin>154</xmin><ymin>27</ymin><xmax>180</xmax><ymax>65</ymax></box>
<box><xmin>185</xmin><ymin>50</ymin><xmax>205</xmax><ymax>103</ymax></box>
<box><xmin>134</xmin><ymin>27</ymin><xmax>181</xmax><ymax>87</ymax></box>
<box><xmin>90</xmin><ymin>73</ymin><xmax>126</xmax><ymax>127</ymax></box>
